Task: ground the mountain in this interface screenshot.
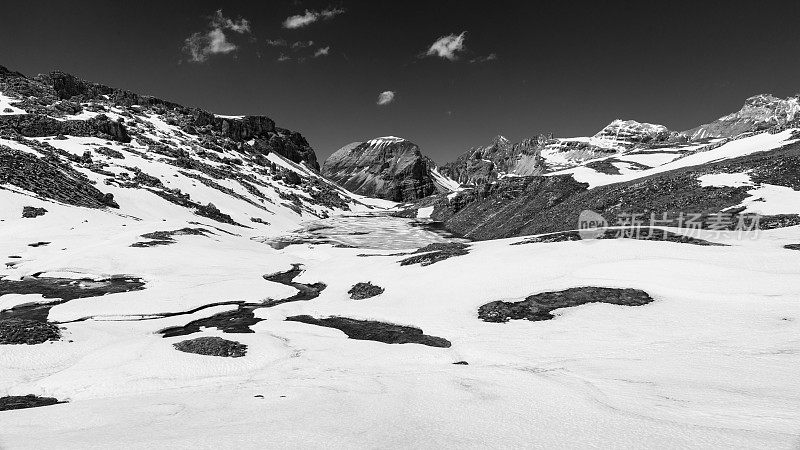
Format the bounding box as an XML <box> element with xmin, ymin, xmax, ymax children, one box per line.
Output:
<box><xmin>322</xmin><ymin>136</ymin><xmax>457</xmax><ymax>202</ymax></box>
<box><xmin>0</xmin><ymin>66</ymin><xmax>384</xmax><ymax>235</ymax></box>
<box><xmin>400</xmin><ymin>100</ymin><xmax>800</xmax><ymax>240</ymax></box>
<box><xmin>683</xmin><ymin>93</ymin><xmax>800</xmax><ymax>140</ymax></box>
<box><xmin>440</xmin><ymin>120</ymin><xmax>682</xmax><ymax>186</ymax></box>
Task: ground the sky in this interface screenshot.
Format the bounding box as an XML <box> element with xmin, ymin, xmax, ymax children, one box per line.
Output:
<box><xmin>1</xmin><ymin>0</ymin><xmax>800</xmax><ymax>164</ymax></box>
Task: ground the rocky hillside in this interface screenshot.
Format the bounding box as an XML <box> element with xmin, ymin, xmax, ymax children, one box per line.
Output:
<box><xmin>683</xmin><ymin>94</ymin><xmax>800</xmax><ymax>140</ymax></box>
<box><xmin>322</xmin><ymin>136</ymin><xmax>458</xmax><ymax>202</ymax></box>
<box><xmin>0</xmin><ymin>65</ymin><xmax>383</xmax><ymax>234</ymax></box>
<box><xmin>440</xmin><ymin>120</ymin><xmax>684</xmax><ymax>187</ymax></box>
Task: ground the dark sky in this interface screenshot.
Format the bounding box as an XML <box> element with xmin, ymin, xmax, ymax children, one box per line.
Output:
<box><xmin>2</xmin><ymin>0</ymin><xmax>799</xmax><ymax>163</ymax></box>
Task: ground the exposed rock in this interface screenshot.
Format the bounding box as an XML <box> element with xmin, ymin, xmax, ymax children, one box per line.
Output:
<box><xmin>22</xmin><ymin>206</ymin><xmax>47</xmax><ymax>218</ymax></box>
<box><xmin>432</xmin><ymin>141</ymin><xmax>800</xmax><ymax>240</ymax></box>
<box><xmin>173</xmin><ymin>336</ymin><xmax>247</xmax><ymax>357</ymax></box>
<box><xmin>285</xmin><ymin>315</ymin><xmax>451</xmax><ymax>347</ymax></box>
<box><xmin>440</xmin><ymin>134</ymin><xmax>549</xmax><ymax>185</ymax></box>
<box><xmin>0</xmin><ymin>395</ymin><xmax>64</xmax><ymax>411</ymax></box>
<box><xmin>0</xmin><ymin>319</ymin><xmax>61</xmax><ymax>345</ymax></box>
<box><xmin>683</xmin><ymin>94</ymin><xmax>800</xmax><ymax>140</ymax></box>
<box><xmin>0</xmin><ymin>147</ymin><xmax>119</xmax><ymax>208</ymax></box>
<box><xmin>131</xmin><ymin>227</ymin><xmax>209</xmax><ymax>247</ymax></box>
<box><xmin>348</xmin><ymin>282</ymin><xmax>384</xmax><ymax>300</ymax></box>
<box><xmin>478</xmin><ymin>287</ymin><xmax>654</xmax><ymax>323</ymax></box>
<box><xmin>785</xmin><ymin>244</ymin><xmax>800</xmax><ymax>251</ymax></box>
<box><xmin>322</xmin><ymin>137</ymin><xmax>440</xmax><ymax>202</ymax></box>
<box><xmin>399</xmin><ymin>242</ymin><xmax>470</xmax><ymax>266</ymax></box>
<box><xmin>511</xmin><ymin>229</ymin><xmax>726</xmax><ymax>246</ymax></box>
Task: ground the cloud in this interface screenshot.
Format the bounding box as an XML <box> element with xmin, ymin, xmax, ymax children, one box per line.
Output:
<box><xmin>210</xmin><ymin>9</ymin><xmax>250</xmax><ymax>33</ymax></box>
<box><xmin>277</xmin><ymin>53</ymin><xmax>291</xmax><ymax>62</ymax></box>
<box><xmin>313</xmin><ymin>46</ymin><xmax>330</xmax><ymax>57</ymax></box>
<box><xmin>425</xmin><ymin>32</ymin><xmax>467</xmax><ymax>61</ymax></box>
<box><xmin>184</xmin><ymin>9</ymin><xmax>252</xmax><ymax>63</ymax></box>
<box><xmin>283</xmin><ymin>7</ymin><xmax>345</xmax><ymax>29</ymax></box>
<box><xmin>291</xmin><ymin>40</ymin><xmax>315</xmax><ymax>49</ymax></box>
<box><xmin>377</xmin><ymin>91</ymin><xmax>395</xmax><ymax>106</ymax></box>
<box><xmin>470</xmin><ymin>53</ymin><xmax>497</xmax><ymax>63</ymax></box>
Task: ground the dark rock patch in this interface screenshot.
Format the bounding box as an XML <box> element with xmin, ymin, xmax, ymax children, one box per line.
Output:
<box><xmin>0</xmin><ymin>318</ymin><xmax>61</xmax><ymax>344</ymax></box>
<box><xmin>22</xmin><ymin>206</ymin><xmax>47</xmax><ymax>218</ymax></box>
<box><xmin>0</xmin><ymin>147</ymin><xmax>118</xmax><ymax>209</ymax></box>
<box><xmin>784</xmin><ymin>244</ymin><xmax>800</xmax><ymax>251</ymax></box>
<box><xmin>348</xmin><ymin>282</ymin><xmax>384</xmax><ymax>300</ymax></box>
<box><xmin>160</xmin><ymin>306</ymin><xmax>263</xmax><ymax>337</ymax></box>
<box><xmin>0</xmin><ymin>395</ymin><xmax>64</xmax><ymax>411</ymax></box>
<box><xmin>478</xmin><ymin>287</ymin><xmax>654</xmax><ymax>323</ymax></box>
<box><xmin>453</xmin><ymin>361</ymin><xmax>469</xmax><ymax>365</ymax></box>
<box><xmin>511</xmin><ymin>229</ymin><xmax>726</xmax><ymax>246</ymax></box>
<box><xmin>285</xmin><ymin>315</ymin><xmax>451</xmax><ymax>348</ymax></box>
<box><xmin>131</xmin><ymin>227</ymin><xmax>210</xmax><ymax>247</ymax></box>
<box><xmin>173</xmin><ymin>336</ymin><xmax>247</xmax><ymax>357</ymax></box>
<box><xmin>0</xmin><ymin>275</ymin><xmax>146</xmax><ymax>323</ymax></box>
<box><xmin>399</xmin><ymin>242</ymin><xmax>470</xmax><ymax>266</ymax></box>
<box><xmin>160</xmin><ymin>264</ymin><xmax>325</xmax><ymax>338</ymax></box>
<box><xmin>27</xmin><ymin>241</ymin><xmax>50</xmax><ymax>247</ymax></box>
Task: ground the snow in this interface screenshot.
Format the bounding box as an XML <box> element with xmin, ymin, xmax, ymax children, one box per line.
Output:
<box><xmin>416</xmin><ymin>206</ymin><xmax>434</xmax><ymax>219</ymax></box>
<box><xmin>736</xmin><ymin>184</ymin><xmax>800</xmax><ymax>215</ymax></box>
<box><xmin>2</xmin><ymin>105</ymin><xmax>800</xmax><ymax>447</ymax></box>
<box><xmin>551</xmin><ymin>129</ymin><xmax>798</xmax><ymax>188</ymax></box>
<box><xmin>0</xmin><ymin>92</ymin><xmax>26</xmax><ymax>115</ymax></box>
<box><xmin>698</xmin><ymin>172</ymin><xmax>754</xmax><ymax>187</ymax></box>
<box><xmin>1</xmin><ymin>218</ymin><xmax>799</xmax><ymax>447</ymax></box>
<box><xmin>429</xmin><ymin>167</ymin><xmax>461</xmax><ymax>192</ymax></box>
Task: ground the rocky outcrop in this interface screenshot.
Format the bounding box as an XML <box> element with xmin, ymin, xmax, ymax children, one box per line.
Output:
<box><xmin>478</xmin><ymin>287</ymin><xmax>654</xmax><ymax>323</ymax></box>
<box><xmin>0</xmin><ymin>146</ymin><xmax>119</xmax><ymax>208</ymax></box>
<box><xmin>0</xmin><ymin>67</ymin><xmax>320</xmax><ymax>170</ymax></box>
<box><xmin>440</xmin><ymin>135</ymin><xmax>549</xmax><ymax>185</ymax></box>
<box><xmin>593</xmin><ymin>119</ymin><xmax>678</xmax><ymax>147</ymax></box>
<box><xmin>322</xmin><ymin>136</ymin><xmax>440</xmax><ymax>202</ymax></box>
<box><xmin>683</xmin><ymin>94</ymin><xmax>800</xmax><ymax>140</ymax></box>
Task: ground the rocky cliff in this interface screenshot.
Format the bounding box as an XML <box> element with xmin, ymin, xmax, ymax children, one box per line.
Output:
<box><xmin>322</xmin><ymin>136</ymin><xmax>446</xmax><ymax>202</ymax></box>
<box><xmin>682</xmin><ymin>94</ymin><xmax>800</xmax><ymax>140</ymax></box>
<box><xmin>0</xmin><ymin>67</ymin><xmax>319</xmax><ymax>171</ymax></box>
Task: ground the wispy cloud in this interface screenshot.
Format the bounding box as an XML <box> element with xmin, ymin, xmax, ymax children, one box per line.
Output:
<box><xmin>184</xmin><ymin>9</ymin><xmax>252</xmax><ymax>63</ymax></box>
<box><xmin>313</xmin><ymin>46</ymin><xmax>330</xmax><ymax>57</ymax></box>
<box><xmin>277</xmin><ymin>53</ymin><xmax>291</xmax><ymax>62</ymax></box>
<box><xmin>470</xmin><ymin>53</ymin><xmax>497</xmax><ymax>63</ymax></box>
<box><xmin>291</xmin><ymin>40</ymin><xmax>315</xmax><ymax>49</ymax></box>
<box><xmin>377</xmin><ymin>91</ymin><xmax>395</xmax><ymax>106</ymax></box>
<box><xmin>283</xmin><ymin>7</ymin><xmax>345</xmax><ymax>29</ymax></box>
<box><xmin>424</xmin><ymin>32</ymin><xmax>467</xmax><ymax>61</ymax></box>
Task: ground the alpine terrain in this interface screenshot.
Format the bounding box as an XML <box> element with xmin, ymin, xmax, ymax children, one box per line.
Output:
<box><xmin>2</xmin><ymin>64</ymin><xmax>800</xmax><ymax>450</ymax></box>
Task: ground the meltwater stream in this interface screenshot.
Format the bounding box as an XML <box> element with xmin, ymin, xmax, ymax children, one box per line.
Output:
<box><xmin>261</xmin><ymin>213</ymin><xmax>467</xmax><ymax>251</ymax></box>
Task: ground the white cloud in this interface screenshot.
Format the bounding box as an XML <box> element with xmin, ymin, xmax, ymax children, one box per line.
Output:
<box><xmin>425</xmin><ymin>32</ymin><xmax>467</xmax><ymax>61</ymax></box>
<box><xmin>210</xmin><ymin>9</ymin><xmax>250</xmax><ymax>33</ymax></box>
<box><xmin>283</xmin><ymin>8</ymin><xmax>345</xmax><ymax>29</ymax></box>
<box><xmin>184</xmin><ymin>9</ymin><xmax>252</xmax><ymax>63</ymax></box>
<box><xmin>291</xmin><ymin>40</ymin><xmax>315</xmax><ymax>49</ymax></box>
<box><xmin>313</xmin><ymin>46</ymin><xmax>330</xmax><ymax>57</ymax></box>
<box><xmin>277</xmin><ymin>53</ymin><xmax>291</xmax><ymax>62</ymax></box>
<box><xmin>377</xmin><ymin>91</ymin><xmax>395</xmax><ymax>106</ymax></box>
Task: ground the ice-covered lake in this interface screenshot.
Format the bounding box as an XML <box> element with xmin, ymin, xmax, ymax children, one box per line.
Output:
<box><xmin>261</xmin><ymin>213</ymin><xmax>466</xmax><ymax>250</ymax></box>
